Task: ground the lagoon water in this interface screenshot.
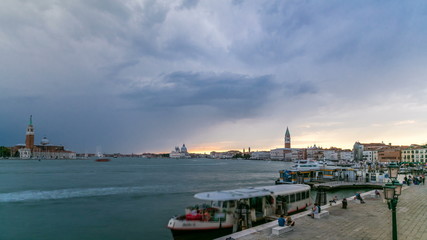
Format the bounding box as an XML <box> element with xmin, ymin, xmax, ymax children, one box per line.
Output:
<box><xmin>0</xmin><ymin>158</ymin><xmax>365</xmax><ymax>240</ymax></box>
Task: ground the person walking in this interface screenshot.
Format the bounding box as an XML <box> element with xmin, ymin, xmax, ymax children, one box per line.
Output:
<box><xmin>355</xmin><ymin>192</ymin><xmax>365</xmax><ymax>203</ymax></box>
<box><xmin>342</xmin><ymin>198</ymin><xmax>348</xmax><ymax>209</ymax></box>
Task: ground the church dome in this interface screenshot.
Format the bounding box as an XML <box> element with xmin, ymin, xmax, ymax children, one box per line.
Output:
<box><xmin>181</xmin><ymin>144</ymin><xmax>188</xmax><ymax>153</ymax></box>
<box><xmin>41</xmin><ymin>137</ymin><xmax>50</xmax><ymax>145</ymax></box>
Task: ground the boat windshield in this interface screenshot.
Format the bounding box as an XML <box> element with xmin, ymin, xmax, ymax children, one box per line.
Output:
<box><xmin>211</xmin><ymin>201</ymin><xmax>222</xmax><ymax>208</ymax></box>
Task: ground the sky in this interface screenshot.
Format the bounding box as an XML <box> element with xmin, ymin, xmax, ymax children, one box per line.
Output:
<box><xmin>1</xmin><ymin>0</ymin><xmax>427</xmax><ymax>154</ymax></box>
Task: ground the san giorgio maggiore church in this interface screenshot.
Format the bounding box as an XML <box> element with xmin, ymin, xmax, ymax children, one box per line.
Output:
<box><xmin>11</xmin><ymin>116</ymin><xmax>76</xmax><ymax>159</ymax></box>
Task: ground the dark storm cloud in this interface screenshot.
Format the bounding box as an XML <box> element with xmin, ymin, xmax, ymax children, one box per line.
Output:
<box><xmin>122</xmin><ymin>71</ymin><xmax>315</xmax><ymax>119</ymax></box>
<box><xmin>123</xmin><ymin>72</ymin><xmax>277</xmax><ymax>118</ymax></box>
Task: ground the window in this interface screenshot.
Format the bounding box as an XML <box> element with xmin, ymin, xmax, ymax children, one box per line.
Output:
<box><xmin>302</xmin><ymin>191</ymin><xmax>306</xmax><ymax>199</ymax></box>
<box><xmin>306</xmin><ymin>191</ymin><xmax>310</xmax><ymax>198</ymax></box>
<box><xmin>290</xmin><ymin>194</ymin><xmax>295</xmax><ymax>203</ymax></box>
<box><xmin>228</xmin><ymin>201</ymin><xmax>235</xmax><ymax>208</ymax></box>
<box><xmin>296</xmin><ymin>192</ymin><xmax>301</xmax><ymax>201</ymax></box>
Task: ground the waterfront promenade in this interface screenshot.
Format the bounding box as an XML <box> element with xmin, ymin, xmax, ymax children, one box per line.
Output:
<box><xmin>218</xmin><ymin>184</ymin><xmax>427</xmax><ymax>240</ymax></box>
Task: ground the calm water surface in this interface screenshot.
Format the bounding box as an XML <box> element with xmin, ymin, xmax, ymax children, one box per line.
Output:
<box><xmin>0</xmin><ymin>158</ymin><xmax>366</xmax><ymax>240</ymax></box>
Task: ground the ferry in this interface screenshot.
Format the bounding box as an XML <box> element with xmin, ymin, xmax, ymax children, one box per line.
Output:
<box><xmin>167</xmin><ymin>184</ymin><xmax>311</xmax><ymax>237</ymax></box>
<box><xmin>276</xmin><ymin>165</ymin><xmax>357</xmax><ymax>184</ymax></box>
<box><xmin>290</xmin><ymin>160</ymin><xmax>323</xmax><ymax>171</ymax></box>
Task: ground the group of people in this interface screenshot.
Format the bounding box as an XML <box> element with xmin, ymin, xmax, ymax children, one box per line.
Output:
<box><xmin>329</xmin><ymin>195</ymin><xmax>348</xmax><ymax>208</ymax></box>
<box><xmin>404</xmin><ymin>175</ymin><xmax>425</xmax><ymax>186</ymax></box>
<box><xmin>278</xmin><ymin>215</ymin><xmax>295</xmax><ymax>227</ymax></box>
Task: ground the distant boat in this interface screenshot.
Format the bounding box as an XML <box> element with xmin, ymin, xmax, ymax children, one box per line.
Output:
<box><xmin>96</xmin><ymin>158</ymin><xmax>110</xmax><ymax>162</ymax></box>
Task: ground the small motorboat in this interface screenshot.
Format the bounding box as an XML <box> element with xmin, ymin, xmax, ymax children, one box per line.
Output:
<box><xmin>96</xmin><ymin>158</ymin><xmax>110</xmax><ymax>162</ymax></box>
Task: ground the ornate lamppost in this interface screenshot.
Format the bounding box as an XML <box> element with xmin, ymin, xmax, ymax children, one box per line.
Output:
<box><xmin>383</xmin><ymin>162</ymin><xmax>403</xmax><ymax>240</ymax></box>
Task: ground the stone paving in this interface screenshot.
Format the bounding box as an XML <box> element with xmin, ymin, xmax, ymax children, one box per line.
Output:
<box><xmin>219</xmin><ymin>184</ymin><xmax>427</xmax><ymax>240</ymax></box>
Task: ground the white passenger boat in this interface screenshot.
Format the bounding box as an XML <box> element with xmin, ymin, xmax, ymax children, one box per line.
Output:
<box><xmin>290</xmin><ymin>160</ymin><xmax>323</xmax><ymax>171</ymax></box>
<box><xmin>167</xmin><ymin>184</ymin><xmax>311</xmax><ymax>237</ymax></box>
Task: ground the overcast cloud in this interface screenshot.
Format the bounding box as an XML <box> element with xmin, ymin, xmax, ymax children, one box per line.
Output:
<box><xmin>1</xmin><ymin>0</ymin><xmax>427</xmax><ymax>153</ymax></box>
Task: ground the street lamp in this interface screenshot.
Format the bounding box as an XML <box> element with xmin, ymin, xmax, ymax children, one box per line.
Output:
<box><xmin>383</xmin><ymin>162</ymin><xmax>403</xmax><ymax>240</ymax></box>
<box><xmin>387</xmin><ymin>162</ymin><xmax>399</xmax><ymax>179</ymax></box>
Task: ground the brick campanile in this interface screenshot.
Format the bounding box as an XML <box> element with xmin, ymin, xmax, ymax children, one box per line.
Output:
<box><xmin>284</xmin><ymin>127</ymin><xmax>291</xmax><ymax>148</ymax></box>
<box><xmin>25</xmin><ymin>115</ymin><xmax>35</xmax><ymax>149</ymax></box>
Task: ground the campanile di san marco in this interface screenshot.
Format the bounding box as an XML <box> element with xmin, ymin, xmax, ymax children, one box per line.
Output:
<box><xmin>284</xmin><ymin>126</ymin><xmax>291</xmax><ymax>148</ymax></box>
<box><xmin>25</xmin><ymin>115</ymin><xmax>35</xmax><ymax>150</ymax></box>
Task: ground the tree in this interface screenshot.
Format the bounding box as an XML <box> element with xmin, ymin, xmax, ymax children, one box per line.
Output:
<box><xmin>0</xmin><ymin>146</ymin><xmax>11</xmax><ymax>157</ymax></box>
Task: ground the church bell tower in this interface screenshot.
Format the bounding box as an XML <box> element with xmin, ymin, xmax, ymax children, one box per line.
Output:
<box><xmin>25</xmin><ymin>115</ymin><xmax>35</xmax><ymax>150</ymax></box>
<box><xmin>284</xmin><ymin>127</ymin><xmax>291</xmax><ymax>148</ymax></box>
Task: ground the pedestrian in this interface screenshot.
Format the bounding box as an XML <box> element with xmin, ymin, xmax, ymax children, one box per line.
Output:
<box><xmin>278</xmin><ymin>215</ymin><xmax>285</xmax><ymax>227</ymax></box>
<box><xmin>355</xmin><ymin>192</ymin><xmax>365</xmax><ymax>203</ymax></box>
<box><xmin>342</xmin><ymin>198</ymin><xmax>347</xmax><ymax>209</ymax></box>
<box><xmin>329</xmin><ymin>196</ymin><xmax>338</xmax><ymax>205</ymax></box>
<box><xmin>422</xmin><ymin>176</ymin><xmax>425</xmax><ymax>185</ymax></box>
<box><xmin>309</xmin><ymin>203</ymin><xmax>319</xmax><ymax>218</ymax></box>
<box><xmin>375</xmin><ymin>189</ymin><xmax>380</xmax><ymax>198</ymax></box>
<box><xmin>286</xmin><ymin>216</ymin><xmax>295</xmax><ymax>226</ymax></box>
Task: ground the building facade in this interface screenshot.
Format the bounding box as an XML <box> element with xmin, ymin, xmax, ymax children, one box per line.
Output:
<box><xmin>401</xmin><ymin>145</ymin><xmax>427</xmax><ymax>163</ymax></box>
<box><xmin>14</xmin><ymin>116</ymin><xmax>76</xmax><ymax>159</ymax></box>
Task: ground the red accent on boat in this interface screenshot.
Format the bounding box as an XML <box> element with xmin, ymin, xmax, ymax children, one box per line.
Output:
<box><xmin>96</xmin><ymin>158</ymin><xmax>110</xmax><ymax>162</ymax></box>
<box><xmin>185</xmin><ymin>214</ymin><xmax>203</xmax><ymax>221</ymax></box>
<box><xmin>168</xmin><ymin>225</ymin><xmax>233</xmax><ymax>230</ymax></box>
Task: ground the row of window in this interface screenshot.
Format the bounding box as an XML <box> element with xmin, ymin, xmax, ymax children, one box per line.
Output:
<box><xmin>276</xmin><ymin>190</ymin><xmax>310</xmax><ymax>204</ymax></box>
<box><xmin>403</xmin><ymin>150</ymin><xmax>427</xmax><ymax>154</ymax></box>
<box><xmin>403</xmin><ymin>155</ymin><xmax>427</xmax><ymax>158</ymax></box>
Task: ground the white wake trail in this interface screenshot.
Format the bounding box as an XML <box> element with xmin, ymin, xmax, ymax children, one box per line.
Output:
<box><xmin>0</xmin><ymin>186</ymin><xmax>149</xmax><ymax>202</ymax></box>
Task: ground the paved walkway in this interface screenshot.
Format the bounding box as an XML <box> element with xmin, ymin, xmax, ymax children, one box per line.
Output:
<box><xmin>218</xmin><ymin>184</ymin><xmax>427</xmax><ymax>240</ymax></box>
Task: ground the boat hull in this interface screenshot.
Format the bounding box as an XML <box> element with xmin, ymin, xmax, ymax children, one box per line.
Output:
<box><xmin>170</xmin><ymin>227</ymin><xmax>233</xmax><ymax>240</ymax></box>
<box><xmin>168</xmin><ymin>217</ymin><xmax>233</xmax><ymax>239</ymax></box>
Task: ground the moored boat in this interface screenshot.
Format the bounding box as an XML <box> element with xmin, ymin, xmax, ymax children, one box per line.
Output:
<box><xmin>167</xmin><ymin>184</ymin><xmax>311</xmax><ymax>238</ymax></box>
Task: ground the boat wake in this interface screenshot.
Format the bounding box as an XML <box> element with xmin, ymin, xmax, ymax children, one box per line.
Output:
<box><xmin>0</xmin><ymin>186</ymin><xmax>151</xmax><ymax>203</ymax></box>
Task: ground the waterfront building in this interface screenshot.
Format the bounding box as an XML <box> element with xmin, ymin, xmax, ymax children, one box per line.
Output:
<box><xmin>377</xmin><ymin>148</ymin><xmax>401</xmax><ymax>162</ymax></box>
<box><xmin>12</xmin><ymin>116</ymin><xmax>76</xmax><ymax>159</ymax></box>
<box><xmin>290</xmin><ymin>148</ymin><xmax>306</xmax><ymax>161</ymax></box>
<box><xmin>249</xmin><ymin>151</ymin><xmax>270</xmax><ymax>160</ymax></box>
<box><xmin>209</xmin><ymin>150</ymin><xmax>241</xmax><ymax>159</ymax></box>
<box><xmin>170</xmin><ymin>144</ymin><xmax>191</xmax><ymax>158</ymax></box>
<box><xmin>338</xmin><ymin>150</ymin><xmax>354</xmax><ymax>162</ymax></box>
<box><xmin>353</xmin><ymin>142</ymin><xmax>391</xmax><ymax>161</ymax></box>
<box><xmin>324</xmin><ymin>149</ymin><xmax>339</xmax><ymax>161</ymax></box>
<box><xmin>363</xmin><ymin>150</ymin><xmax>378</xmax><ymax>162</ymax></box>
<box><xmin>401</xmin><ymin>145</ymin><xmax>427</xmax><ymax>163</ymax></box>
<box><xmin>306</xmin><ymin>144</ymin><xmax>324</xmax><ymax>160</ymax></box>
<box><xmin>353</xmin><ymin>142</ymin><xmax>404</xmax><ymax>163</ymax></box>
<box><xmin>270</xmin><ymin>148</ymin><xmax>287</xmax><ymax>160</ymax></box>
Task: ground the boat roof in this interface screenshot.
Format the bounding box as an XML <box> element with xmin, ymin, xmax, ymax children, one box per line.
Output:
<box><xmin>194</xmin><ymin>184</ymin><xmax>310</xmax><ymax>201</ymax></box>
